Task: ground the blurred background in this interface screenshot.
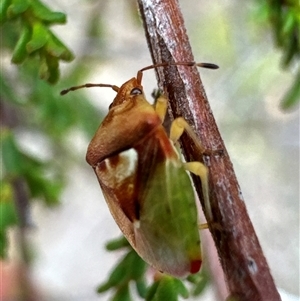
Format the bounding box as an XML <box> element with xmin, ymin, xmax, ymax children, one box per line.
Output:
<box><xmin>1</xmin><ymin>0</ymin><xmax>299</xmax><ymax>300</ymax></box>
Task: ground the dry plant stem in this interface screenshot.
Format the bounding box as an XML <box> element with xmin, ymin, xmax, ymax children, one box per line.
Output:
<box><xmin>137</xmin><ymin>0</ymin><xmax>281</xmax><ymax>300</ymax></box>
<box><xmin>12</xmin><ymin>178</ymin><xmax>38</xmax><ymax>301</ymax></box>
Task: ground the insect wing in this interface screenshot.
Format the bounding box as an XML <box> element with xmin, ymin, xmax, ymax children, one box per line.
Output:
<box><xmin>93</xmin><ymin>128</ymin><xmax>201</xmax><ymax>277</ymax></box>
<box><xmin>135</xmin><ymin>153</ymin><xmax>201</xmax><ymax>277</ymax></box>
<box><xmin>95</xmin><ymin>149</ymin><xmax>137</xmax><ymax>244</ymax></box>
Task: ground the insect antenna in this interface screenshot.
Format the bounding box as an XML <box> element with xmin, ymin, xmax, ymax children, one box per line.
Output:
<box><xmin>137</xmin><ymin>61</ymin><xmax>219</xmax><ymax>84</ymax></box>
<box><xmin>61</xmin><ymin>62</ymin><xmax>218</xmax><ymax>95</ymax></box>
<box><xmin>60</xmin><ymin>83</ymin><xmax>119</xmax><ymax>95</ymax></box>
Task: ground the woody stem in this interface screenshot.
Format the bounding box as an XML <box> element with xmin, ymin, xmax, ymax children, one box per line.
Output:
<box><xmin>136</xmin><ymin>0</ymin><xmax>281</xmax><ymax>300</ymax></box>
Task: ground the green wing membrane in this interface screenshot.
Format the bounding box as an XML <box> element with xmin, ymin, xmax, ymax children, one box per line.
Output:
<box><xmin>96</xmin><ymin>126</ymin><xmax>201</xmax><ymax>277</ymax></box>
<box><xmin>134</xmin><ymin>132</ymin><xmax>201</xmax><ymax>277</ymax></box>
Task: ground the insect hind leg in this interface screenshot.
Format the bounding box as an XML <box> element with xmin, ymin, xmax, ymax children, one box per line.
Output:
<box><xmin>170</xmin><ymin>117</ymin><xmax>212</xmax><ymax>222</ymax></box>
<box><xmin>184</xmin><ymin>161</ymin><xmax>212</xmax><ymax>223</ymax></box>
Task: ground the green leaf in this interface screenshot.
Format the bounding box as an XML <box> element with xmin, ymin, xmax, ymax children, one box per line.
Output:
<box><xmin>45</xmin><ymin>34</ymin><xmax>70</xmax><ymax>59</ymax></box>
<box><xmin>45</xmin><ymin>54</ymin><xmax>59</xmax><ymax>84</ymax></box>
<box><xmin>26</xmin><ymin>21</ymin><xmax>49</xmax><ymax>53</ymax></box>
<box><xmin>192</xmin><ymin>277</ymin><xmax>208</xmax><ymax>296</ymax></box>
<box><xmin>281</xmin><ymin>9</ymin><xmax>296</xmax><ymax>37</ymax></box>
<box><xmin>38</xmin><ymin>53</ymin><xmax>59</xmax><ymax>83</ymax></box>
<box><xmin>145</xmin><ymin>281</ymin><xmax>160</xmax><ymax>301</ymax></box>
<box><xmin>0</xmin><ymin>181</ymin><xmax>18</xmax><ymax>225</ymax></box>
<box><xmin>38</xmin><ymin>55</ymin><xmax>49</xmax><ymax>80</ymax></box>
<box><xmin>21</xmin><ymin>155</ymin><xmax>62</xmax><ymax>206</ymax></box>
<box><xmin>1</xmin><ymin>129</ymin><xmax>24</xmax><ymax>176</ymax></box>
<box><xmin>97</xmin><ymin>249</ymin><xmax>147</xmax><ymax>300</ymax></box>
<box><xmin>280</xmin><ymin>71</ymin><xmax>300</xmax><ymax>109</ymax></box>
<box><xmin>46</xmin><ymin>32</ymin><xmax>74</xmax><ymax>61</ymax></box>
<box><xmin>105</xmin><ymin>236</ymin><xmax>130</xmax><ymax>251</ymax></box>
<box><xmin>25</xmin><ymin>169</ymin><xmax>61</xmax><ymax>205</ymax></box>
<box><xmin>0</xmin><ymin>231</ymin><xmax>9</xmax><ymax>258</ymax></box>
<box><xmin>187</xmin><ymin>269</ymin><xmax>210</xmax><ymax>296</ymax></box>
<box><xmin>0</xmin><ymin>201</ymin><xmax>18</xmax><ymax>230</ymax></box>
<box><xmin>11</xmin><ymin>24</ymin><xmax>31</xmax><ymax>64</ymax></box>
<box><xmin>30</xmin><ymin>0</ymin><xmax>66</xmax><ymax>24</ymax></box>
<box><xmin>1</xmin><ymin>127</ymin><xmax>62</xmax><ymax>206</ymax></box>
<box><xmin>146</xmin><ymin>276</ymin><xmax>189</xmax><ymax>301</ymax></box>
<box><xmin>281</xmin><ymin>33</ymin><xmax>298</xmax><ymax>67</ymax></box>
<box><xmin>0</xmin><ymin>0</ymin><xmax>11</xmax><ymax>24</ymax></box>
<box><xmin>0</xmin><ymin>181</ymin><xmax>19</xmax><ymax>258</ymax></box>
<box><xmin>153</xmin><ymin>276</ymin><xmax>179</xmax><ymax>301</ymax></box>
<box><xmin>173</xmin><ymin>278</ymin><xmax>189</xmax><ymax>298</ymax></box>
<box><xmin>112</xmin><ymin>285</ymin><xmax>132</xmax><ymax>301</ymax></box>
<box><xmin>7</xmin><ymin>0</ymin><xmax>29</xmax><ymax>18</ymax></box>
<box><xmin>128</xmin><ymin>251</ymin><xmax>147</xmax><ymax>280</ymax></box>
<box><xmin>97</xmin><ymin>252</ymin><xmax>132</xmax><ymax>292</ymax></box>
<box><xmin>136</xmin><ymin>278</ymin><xmax>148</xmax><ymax>298</ymax></box>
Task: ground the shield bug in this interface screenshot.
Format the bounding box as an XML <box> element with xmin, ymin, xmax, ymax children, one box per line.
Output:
<box><xmin>61</xmin><ymin>61</ymin><xmax>218</xmax><ymax>277</ymax></box>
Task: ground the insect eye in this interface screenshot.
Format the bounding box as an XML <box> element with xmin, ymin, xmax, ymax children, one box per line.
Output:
<box><xmin>130</xmin><ymin>88</ymin><xmax>142</xmax><ymax>95</ymax></box>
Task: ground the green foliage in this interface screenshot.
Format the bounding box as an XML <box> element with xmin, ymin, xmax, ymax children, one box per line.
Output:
<box><xmin>1</xmin><ymin>129</ymin><xmax>64</xmax><ymax>206</ymax></box>
<box><xmin>97</xmin><ymin>237</ymin><xmax>148</xmax><ymax>300</ymax></box>
<box><xmin>266</xmin><ymin>0</ymin><xmax>299</xmax><ymax>67</ymax></box>
<box><xmin>0</xmin><ymin>128</ymin><xmax>64</xmax><ymax>257</ymax></box>
<box><xmin>146</xmin><ymin>276</ymin><xmax>189</xmax><ymax>301</ymax></box>
<box><xmin>0</xmin><ymin>181</ymin><xmax>19</xmax><ymax>258</ymax></box>
<box><xmin>0</xmin><ymin>0</ymin><xmax>104</xmax><ymax>259</ymax></box>
<box><xmin>280</xmin><ymin>69</ymin><xmax>300</xmax><ymax>110</ymax></box>
<box><xmin>0</xmin><ymin>66</ymin><xmax>102</xmax><ymax>258</ymax></box>
<box><xmin>97</xmin><ymin>237</ymin><xmax>210</xmax><ymax>301</ymax></box>
<box><xmin>255</xmin><ymin>0</ymin><xmax>300</xmax><ymax>109</ymax></box>
<box><xmin>1</xmin><ymin>0</ymin><xmax>107</xmax><ymax>262</ymax></box>
<box><xmin>1</xmin><ymin>0</ymin><xmax>74</xmax><ymax>84</ymax></box>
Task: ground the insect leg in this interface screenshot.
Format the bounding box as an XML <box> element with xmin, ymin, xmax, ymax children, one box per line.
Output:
<box><xmin>170</xmin><ymin>118</ymin><xmax>205</xmax><ymax>153</ymax></box>
<box><xmin>154</xmin><ymin>94</ymin><xmax>168</xmax><ymax>122</ymax></box>
<box><xmin>184</xmin><ymin>161</ymin><xmax>212</xmax><ymax>223</ymax></box>
<box><xmin>199</xmin><ymin>223</ymin><xmax>209</xmax><ymax>230</ymax></box>
<box><xmin>170</xmin><ymin>117</ymin><xmax>212</xmax><ymax>222</ymax></box>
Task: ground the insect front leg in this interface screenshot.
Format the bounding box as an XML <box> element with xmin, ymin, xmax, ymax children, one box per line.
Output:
<box><xmin>154</xmin><ymin>94</ymin><xmax>168</xmax><ymax>122</ymax></box>
<box><xmin>169</xmin><ymin>117</ymin><xmax>212</xmax><ymax>223</ymax></box>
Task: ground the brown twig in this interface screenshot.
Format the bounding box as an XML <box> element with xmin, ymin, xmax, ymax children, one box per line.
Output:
<box><xmin>10</xmin><ymin>179</ymin><xmax>39</xmax><ymax>301</ymax></box>
<box><xmin>137</xmin><ymin>0</ymin><xmax>282</xmax><ymax>300</ymax></box>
